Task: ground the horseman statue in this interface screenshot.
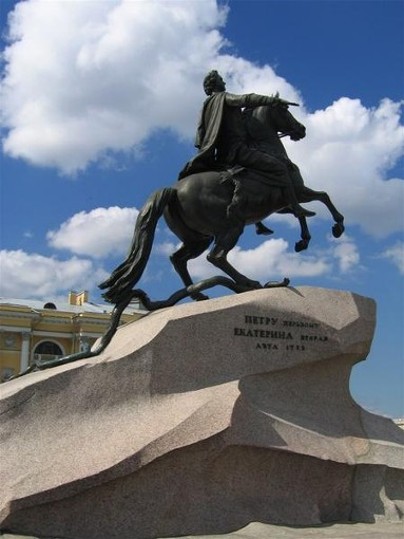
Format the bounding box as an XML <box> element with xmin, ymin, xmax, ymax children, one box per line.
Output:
<box><xmin>13</xmin><ymin>69</ymin><xmax>346</xmax><ymax>376</ymax></box>
<box><xmin>99</xmin><ymin>70</ymin><xmax>344</xmax><ymax>308</ymax></box>
<box><xmin>179</xmin><ymin>70</ymin><xmax>315</xmax><ymax>226</ymax></box>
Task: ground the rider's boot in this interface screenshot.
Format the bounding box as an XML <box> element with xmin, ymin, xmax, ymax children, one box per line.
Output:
<box><xmin>227</xmin><ymin>180</ymin><xmax>247</xmax><ymax>221</ymax></box>
<box><xmin>287</xmin><ymin>187</ymin><xmax>316</xmax><ymax>218</ymax></box>
<box><xmin>255</xmin><ymin>222</ymin><xmax>274</xmax><ymax>235</ymax></box>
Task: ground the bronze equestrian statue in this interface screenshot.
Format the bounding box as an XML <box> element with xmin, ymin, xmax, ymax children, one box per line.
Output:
<box><xmin>100</xmin><ymin>71</ymin><xmax>345</xmax><ymax>305</ymax></box>
<box><xmin>179</xmin><ymin>70</ymin><xmax>315</xmax><ymax>223</ymax></box>
<box><xmin>11</xmin><ymin>71</ymin><xmax>345</xmax><ymax>377</ymax></box>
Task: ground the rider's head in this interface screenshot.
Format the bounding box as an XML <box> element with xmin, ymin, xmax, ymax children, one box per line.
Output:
<box><xmin>203</xmin><ymin>70</ymin><xmax>226</xmax><ymax>95</ymax></box>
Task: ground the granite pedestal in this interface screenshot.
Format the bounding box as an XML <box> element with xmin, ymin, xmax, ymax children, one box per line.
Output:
<box><xmin>1</xmin><ymin>287</ymin><xmax>403</xmax><ymax>538</ymax></box>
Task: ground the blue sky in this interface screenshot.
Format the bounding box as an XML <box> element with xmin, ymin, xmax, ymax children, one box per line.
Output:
<box><xmin>0</xmin><ymin>0</ymin><xmax>403</xmax><ymax>418</ymax></box>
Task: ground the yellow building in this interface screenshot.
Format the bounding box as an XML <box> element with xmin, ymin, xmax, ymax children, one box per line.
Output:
<box><xmin>0</xmin><ymin>290</ymin><xmax>146</xmax><ymax>380</ymax></box>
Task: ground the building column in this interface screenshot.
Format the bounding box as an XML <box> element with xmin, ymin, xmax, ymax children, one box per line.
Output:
<box><xmin>20</xmin><ymin>332</ymin><xmax>31</xmax><ymax>371</ymax></box>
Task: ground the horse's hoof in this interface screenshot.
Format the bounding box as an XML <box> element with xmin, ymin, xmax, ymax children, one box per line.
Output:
<box><xmin>191</xmin><ymin>292</ymin><xmax>209</xmax><ymax>301</ymax></box>
<box><xmin>332</xmin><ymin>222</ymin><xmax>345</xmax><ymax>238</ymax></box>
<box><xmin>295</xmin><ymin>240</ymin><xmax>309</xmax><ymax>252</ymax></box>
<box><xmin>248</xmin><ymin>280</ymin><xmax>262</xmax><ymax>290</ymax></box>
<box><xmin>264</xmin><ymin>278</ymin><xmax>290</xmax><ymax>288</ymax></box>
<box><xmin>255</xmin><ymin>223</ymin><xmax>274</xmax><ymax>236</ymax></box>
<box><xmin>237</xmin><ymin>279</ymin><xmax>262</xmax><ymax>291</ymax></box>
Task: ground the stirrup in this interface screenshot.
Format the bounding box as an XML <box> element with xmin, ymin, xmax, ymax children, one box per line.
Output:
<box><xmin>294</xmin><ymin>206</ymin><xmax>316</xmax><ymax>218</ymax></box>
<box><xmin>255</xmin><ymin>222</ymin><xmax>274</xmax><ymax>235</ymax></box>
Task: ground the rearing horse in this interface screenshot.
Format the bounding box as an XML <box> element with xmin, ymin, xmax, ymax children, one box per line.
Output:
<box><xmin>245</xmin><ymin>104</ymin><xmax>344</xmax><ymax>251</ymax></box>
<box><xmin>100</xmin><ymin>103</ymin><xmax>344</xmax><ymax>304</ymax></box>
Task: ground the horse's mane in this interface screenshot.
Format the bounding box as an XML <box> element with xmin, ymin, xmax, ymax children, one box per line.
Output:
<box><xmin>242</xmin><ymin>105</ymin><xmax>271</xmax><ymax>146</ymax></box>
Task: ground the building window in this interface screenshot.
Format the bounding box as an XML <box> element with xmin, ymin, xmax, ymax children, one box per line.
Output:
<box><xmin>43</xmin><ymin>302</ymin><xmax>57</xmax><ymax>310</ymax></box>
<box><xmin>33</xmin><ymin>341</ymin><xmax>64</xmax><ymax>362</ymax></box>
<box><xmin>3</xmin><ymin>333</ymin><xmax>17</xmax><ymax>349</ymax></box>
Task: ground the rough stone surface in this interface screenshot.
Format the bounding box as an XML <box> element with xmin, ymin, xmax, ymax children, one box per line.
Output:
<box><xmin>0</xmin><ymin>286</ymin><xmax>403</xmax><ymax>539</ymax></box>
<box><xmin>1</xmin><ymin>521</ymin><xmax>404</xmax><ymax>539</ymax></box>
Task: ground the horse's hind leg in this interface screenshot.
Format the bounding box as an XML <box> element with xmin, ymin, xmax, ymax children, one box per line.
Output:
<box><xmin>170</xmin><ymin>238</ymin><xmax>212</xmax><ymax>300</ymax></box>
<box><xmin>298</xmin><ymin>187</ymin><xmax>345</xmax><ymax>237</ymax></box>
<box><xmin>207</xmin><ymin>224</ymin><xmax>261</xmax><ymax>290</ymax></box>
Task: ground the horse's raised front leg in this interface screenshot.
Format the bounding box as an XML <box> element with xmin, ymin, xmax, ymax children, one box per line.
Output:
<box><xmin>207</xmin><ymin>223</ymin><xmax>262</xmax><ymax>290</ymax></box>
<box><xmin>295</xmin><ymin>216</ymin><xmax>311</xmax><ymax>252</ymax></box>
<box><xmin>170</xmin><ymin>238</ymin><xmax>212</xmax><ymax>300</ymax></box>
<box><xmin>277</xmin><ymin>207</ymin><xmax>312</xmax><ymax>252</ymax></box>
<box><xmin>298</xmin><ymin>187</ymin><xmax>345</xmax><ymax>238</ymax></box>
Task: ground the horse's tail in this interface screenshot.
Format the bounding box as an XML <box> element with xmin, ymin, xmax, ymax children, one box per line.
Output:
<box><xmin>99</xmin><ymin>187</ymin><xmax>176</xmax><ymax>304</ymax></box>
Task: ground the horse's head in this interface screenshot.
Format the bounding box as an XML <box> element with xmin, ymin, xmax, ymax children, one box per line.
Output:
<box><xmin>245</xmin><ymin>102</ymin><xmax>306</xmax><ymax>143</ymax></box>
<box><xmin>268</xmin><ymin>103</ymin><xmax>306</xmax><ymax>140</ymax></box>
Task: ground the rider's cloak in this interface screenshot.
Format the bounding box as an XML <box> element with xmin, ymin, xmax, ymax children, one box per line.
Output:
<box><xmin>178</xmin><ymin>92</ymin><xmax>226</xmax><ymax>179</ymax></box>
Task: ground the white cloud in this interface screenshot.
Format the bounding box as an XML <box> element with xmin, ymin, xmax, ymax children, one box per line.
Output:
<box><xmin>0</xmin><ymin>0</ymin><xmax>299</xmax><ymax>174</ymax></box>
<box><xmin>286</xmin><ymin>98</ymin><xmax>404</xmax><ymax>237</ymax></box>
<box><xmin>331</xmin><ymin>236</ymin><xmax>360</xmax><ymax>273</ymax></box>
<box><xmin>1</xmin><ymin>0</ymin><xmax>402</xmax><ymax>240</ymax></box>
<box><xmin>47</xmin><ymin>206</ymin><xmax>138</xmax><ymax>258</ymax></box>
<box><xmin>0</xmin><ymin>0</ymin><xmax>228</xmax><ymax>173</ymax></box>
<box><xmin>188</xmin><ymin>238</ymin><xmax>330</xmax><ymax>282</ymax></box>
<box><xmin>154</xmin><ymin>241</ymin><xmax>180</xmax><ymax>256</ymax></box>
<box><xmin>183</xmin><ymin>235</ymin><xmax>363</xmax><ymax>284</ymax></box>
<box><xmin>0</xmin><ymin>250</ymin><xmax>107</xmax><ymax>298</ymax></box>
<box><xmin>381</xmin><ymin>242</ymin><xmax>404</xmax><ymax>274</ymax></box>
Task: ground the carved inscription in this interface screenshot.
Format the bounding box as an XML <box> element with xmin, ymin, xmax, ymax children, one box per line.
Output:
<box><xmin>234</xmin><ymin>314</ymin><xmax>328</xmax><ymax>351</ymax></box>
